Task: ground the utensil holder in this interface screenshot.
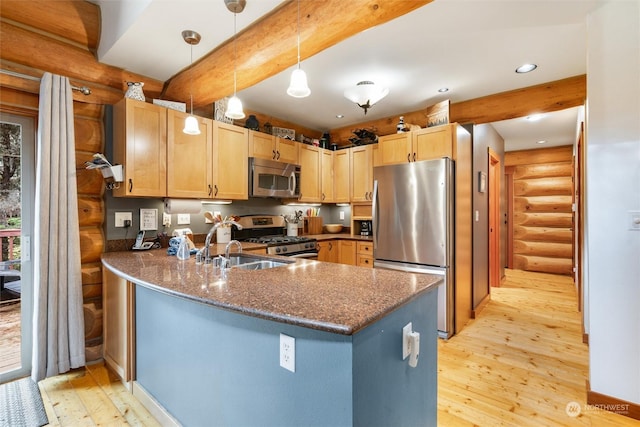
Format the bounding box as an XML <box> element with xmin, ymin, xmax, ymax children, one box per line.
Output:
<box><xmin>217</xmin><ymin>227</ymin><xmax>231</xmax><ymax>244</ymax></box>
<box><xmin>303</xmin><ymin>217</ymin><xmax>323</xmax><ymax>235</ymax></box>
<box><xmin>287</xmin><ymin>222</ymin><xmax>299</xmax><ymax>236</ymax></box>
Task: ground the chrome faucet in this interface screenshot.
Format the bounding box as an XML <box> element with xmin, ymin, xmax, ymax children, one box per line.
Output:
<box><xmin>200</xmin><ymin>220</ymin><xmax>243</xmax><ymax>263</ymax></box>
<box><xmin>225</xmin><ymin>239</ymin><xmax>242</xmax><ymax>260</ymax></box>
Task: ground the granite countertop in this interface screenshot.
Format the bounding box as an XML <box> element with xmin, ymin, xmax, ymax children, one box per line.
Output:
<box><xmin>101</xmin><ymin>248</ymin><xmax>441</xmax><ymax>335</ymax></box>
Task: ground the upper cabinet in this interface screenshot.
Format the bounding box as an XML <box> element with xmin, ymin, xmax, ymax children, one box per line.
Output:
<box><xmin>350</xmin><ymin>145</ymin><xmax>374</xmax><ymax>203</ymax></box>
<box><xmin>333</xmin><ymin>149</ymin><xmax>350</xmax><ymax>204</ymax></box>
<box><xmin>298</xmin><ymin>144</ymin><xmax>322</xmax><ymax>203</ymax></box>
<box><xmin>212</xmin><ymin>122</ymin><xmax>248</xmax><ymax>200</ymax></box>
<box><xmin>167</xmin><ymin>110</ymin><xmax>213</xmax><ymax>199</ymax></box>
<box><xmin>321</xmin><ymin>149</ymin><xmax>334</xmax><ymax>203</ymax></box>
<box><xmin>113</xmin><ymin>98</ymin><xmax>167</xmax><ymax>197</ymax></box>
<box><xmin>378</xmin><ymin>124</ymin><xmax>456</xmax><ymax>165</ymax></box>
<box><xmin>248</xmin><ymin>131</ymin><xmax>299</xmax><ymax>164</ymax></box>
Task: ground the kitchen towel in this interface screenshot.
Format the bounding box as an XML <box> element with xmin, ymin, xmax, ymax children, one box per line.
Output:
<box><xmin>164</xmin><ymin>198</ymin><xmax>201</xmax><ymax>214</ymax></box>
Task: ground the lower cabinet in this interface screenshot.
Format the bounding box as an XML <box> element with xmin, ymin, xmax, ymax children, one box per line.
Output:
<box><xmin>357</xmin><ymin>241</ymin><xmax>373</xmax><ymax>268</ymax></box>
<box><xmin>317</xmin><ymin>240</ymin><xmax>339</xmax><ymax>263</ymax></box>
<box><xmin>103</xmin><ymin>268</ymin><xmax>135</xmax><ymax>388</ymax></box>
<box><xmin>318</xmin><ymin>239</ymin><xmax>373</xmax><ymax>267</ymax></box>
<box><xmin>339</xmin><ymin>240</ymin><xmax>357</xmax><ymax>266</ymax></box>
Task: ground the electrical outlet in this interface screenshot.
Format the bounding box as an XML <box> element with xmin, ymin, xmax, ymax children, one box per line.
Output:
<box><xmin>339</xmin><ymin>211</ymin><xmax>345</xmax><ymax>220</ymax></box>
<box><xmin>402</xmin><ymin>322</ymin><xmax>412</xmax><ymax>360</ymax></box>
<box><xmin>280</xmin><ymin>333</ymin><xmax>295</xmax><ymax>373</ymax></box>
<box><xmin>162</xmin><ymin>213</ymin><xmax>172</xmax><ymax>227</ymax></box>
<box><xmin>177</xmin><ymin>214</ymin><xmax>190</xmax><ymax>225</ymax></box>
<box><xmin>115</xmin><ymin>212</ymin><xmax>132</xmax><ymax>228</ymax></box>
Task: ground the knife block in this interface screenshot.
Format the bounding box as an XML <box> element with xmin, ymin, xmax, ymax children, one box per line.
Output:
<box><xmin>303</xmin><ymin>217</ymin><xmax>323</xmax><ymax>235</ymax></box>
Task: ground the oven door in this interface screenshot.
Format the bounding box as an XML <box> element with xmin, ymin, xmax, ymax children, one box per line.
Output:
<box><xmin>288</xmin><ymin>252</ymin><xmax>318</xmax><ymax>259</ymax></box>
<box><xmin>250</xmin><ymin>157</ymin><xmax>300</xmax><ymax>198</ymax></box>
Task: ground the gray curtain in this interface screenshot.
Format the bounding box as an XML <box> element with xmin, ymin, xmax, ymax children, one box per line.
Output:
<box><xmin>31</xmin><ymin>73</ymin><xmax>85</xmax><ymax>382</ymax></box>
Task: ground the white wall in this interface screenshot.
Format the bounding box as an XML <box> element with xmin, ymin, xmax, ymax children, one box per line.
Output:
<box><xmin>586</xmin><ymin>0</ymin><xmax>640</xmax><ymax>404</ymax></box>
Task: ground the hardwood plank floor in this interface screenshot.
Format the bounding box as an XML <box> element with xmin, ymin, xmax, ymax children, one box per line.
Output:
<box><xmin>35</xmin><ymin>269</ymin><xmax>638</xmax><ymax>426</ymax></box>
<box><xmin>0</xmin><ymin>300</ymin><xmax>21</xmax><ymax>373</ymax></box>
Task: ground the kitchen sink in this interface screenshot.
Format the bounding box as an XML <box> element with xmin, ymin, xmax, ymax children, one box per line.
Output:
<box><xmin>233</xmin><ymin>260</ymin><xmax>290</xmax><ymax>270</ymax></box>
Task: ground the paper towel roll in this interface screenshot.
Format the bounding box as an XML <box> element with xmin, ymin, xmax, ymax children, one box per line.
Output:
<box><xmin>163</xmin><ymin>198</ymin><xmax>202</xmax><ymax>214</ymax></box>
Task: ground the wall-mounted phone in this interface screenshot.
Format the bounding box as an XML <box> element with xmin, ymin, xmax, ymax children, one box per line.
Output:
<box><xmin>132</xmin><ymin>230</ymin><xmax>154</xmax><ymax>251</ymax></box>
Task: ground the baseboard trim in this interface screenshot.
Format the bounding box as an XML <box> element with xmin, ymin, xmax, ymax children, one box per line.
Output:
<box><xmin>586</xmin><ymin>380</ymin><xmax>640</xmax><ymax>420</ymax></box>
<box><xmin>132</xmin><ymin>381</ymin><xmax>181</xmax><ymax>426</ymax></box>
<box><xmin>471</xmin><ymin>294</ymin><xmax>491</xmax><ymax>319</ymax></box>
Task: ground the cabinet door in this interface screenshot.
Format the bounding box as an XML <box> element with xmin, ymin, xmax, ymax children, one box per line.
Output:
<box><xmin>334</xmin><ymin>149</ymin><xmax>350</xmax><ymax>203</ymax></box>
<box><xmin>276</xmin><ymin>137</ymin><xmax>299</xmax><ymax>164</ymax></box>
<box><xmin>339</xmin><ymin>240</ymin><xmax>357</xmax><ymax>265</ymax></box>
<box><xmin>213</xmin><ymin>122</ymin><xmax>248</xmax><ymax>200</ymax></box>
<box><xmin>350</xmin><ymin>145</ymin><xmax>373</xmax><ymax>202</ymax></box>
<box><xmin>317</xmin><ymin>241</ymin><xmax>338</xmax><ymax>263</ymax></box>
<box><xmin>299</xmin><ymin>144</ymin><xmax>322</xmax><ymax>202</ymax></box>
<box><xmin>103</xmin><ymin>268</ymin><xmax>134</xmax><ymax>385</ymax></box>
<box><xmin>379</xmin><ymin>133</ymin><xmax>411</xmax><ymax>165</ymax></box>
<box><xmin>248</xmin><ymin>131</ymin><xmax>276</xmax><ymax>161</ymax></box>
<box><xmin>413</xmin><ymin>125</ymin><xmax>453</xmax><ymax>161</ymax></box>
<box><xmin>321</xmin><ymin>149</ymin><xmax>334</xmax><ymax>203</ymax></box>
<box><xmin>113</xmin><ymin>98</ymin><xmax>167</xmax><ymax>197</ymax></box>
<box><xmin>167</xmin><ymin>110</ymin><xmax>213</xmax><ymax>198</ymax></box>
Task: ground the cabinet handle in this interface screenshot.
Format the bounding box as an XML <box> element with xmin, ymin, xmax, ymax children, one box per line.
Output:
<box><xmin>128</xmin><ymin>179</ymin><xmax>133</xmax><ymax>193</ymax></box>
<box><xmin>322</xmin><ymin>193</ymin><xmax>325</xmax><ymax>201</ymax></box>
<box><xmin>208</xmin><ymin>184</ymin><xmax>213</xmax><ymax>196</ymax></box>
<box><xmin>272</xmin><ymin>149</ymin><xmax>276</xmax><ymax>160</ymax></box>
<box><xmin>407</xmin><ymin>153</ymin><xmax>411</xmax><ymax>162</ymax></box>
<box><xmin>329</xmin><ymin>242</ymin><xmax>332</xmax><ymax>250</ymax></box>
<box><xmin>214</xmin><ymin>185</ymin><xmax>218</xmax><ymax>197</ymax></box>
<box><xmin>276</xmin><ymin>150</ymin><xmax>281</xmax><ymax>160</ymax></box>
<box><xmin>413</xmin><ymin>153</ymin><xmax>416</xmax><ymax>162</ymax></box>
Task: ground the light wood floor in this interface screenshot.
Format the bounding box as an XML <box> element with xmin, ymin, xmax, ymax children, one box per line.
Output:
<box><xmin>0</xmin><ymin>300</ymin><xmax>21</xmax><ymax>373</ymax></box>
<box><xmin>36</xmin><ymin>269</ymin><xmax>638</xmax><ymax>426</ymax></box>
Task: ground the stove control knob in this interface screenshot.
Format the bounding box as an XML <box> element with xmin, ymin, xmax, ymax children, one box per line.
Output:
<box><xmin>282</xmin><ymin>247</ymin><xmax>288</xmax><ymax>252</ymax></box>
<box><xmin>275</xmin><ymin>247</ymin><xmax>281</xmax><ymax>253</ymax></box>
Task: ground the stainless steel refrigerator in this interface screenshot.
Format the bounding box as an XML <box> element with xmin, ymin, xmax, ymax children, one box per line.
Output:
<box><xmin>373</xmin><ymin>158</ymin><xmax>454</xmax><ymax>338</ymax></box>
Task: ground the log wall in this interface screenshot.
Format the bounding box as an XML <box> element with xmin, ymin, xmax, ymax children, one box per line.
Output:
<box><xmin>505</xmin><ymin>146</ymin><xmax>574</xmax><ymax>275</ymax></box>
<box><xmin>0</xmin><ymin>87</ymin><xmax>105</xmax><ymax>362</ymax></box>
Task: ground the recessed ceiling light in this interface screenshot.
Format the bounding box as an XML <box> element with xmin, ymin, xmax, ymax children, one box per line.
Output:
<box><xmin>438</xmin><ymin>87</ymin><xmax>449</xmax><ymax>93</ymax></box>
<box><xmin>336</xmin><ymin>114</ymin><xmax>344</xmax><ymax>119</ymax></box>
<box><xmin>526</xmin><ymin>114</ymin><xmax>543</xmax><ymax>121</ymax></box>
<box><xmin>516</xmin><ymin>63</ymin><xmax>537</xmax><ymax>73</ymax></box>
<box><xmin>537</xmin><ymin>140</ymin><xmax>547</xmax><ymax>144</ymax></box>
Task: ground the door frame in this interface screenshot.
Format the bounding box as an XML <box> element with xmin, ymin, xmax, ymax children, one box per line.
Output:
<box><xmin>488</xmin><ymin>148</ymin><xmax>501</xmax><ymax>287</ymax></box>
<box><xmin>0</xmin><ymin>110</ymin><xmax>36</xmax><ymax>383</ymax></box>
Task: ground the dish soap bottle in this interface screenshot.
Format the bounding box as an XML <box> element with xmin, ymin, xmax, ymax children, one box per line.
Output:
<box><xmin>177</xmin><ymin>235</ymin><xmax>190</xmax><ymax>260</ymax></box>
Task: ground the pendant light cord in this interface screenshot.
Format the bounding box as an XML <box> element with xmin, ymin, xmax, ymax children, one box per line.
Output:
<box><xmin>296</xmin><ymin>0</ymin><xmax>301</xmax><ymax>70</ymax></box>
<box><xmin>233</xmin><ymin>12</ymin><xmax>238</xmax><ymax>95</ymax></box>
<box><xmin>189</xmin><ymin>43</ymin><xmax>194</xmax><ymax>114</ymax></box>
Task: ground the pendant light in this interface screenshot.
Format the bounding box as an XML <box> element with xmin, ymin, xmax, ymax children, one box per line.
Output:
<box><xmin>287</xmin><ymin>0</ymin><xmax>310</xmax><ymax>98</ymax></box>
<box><xmin>225</xmin><ymin>6</ymin><xmax>245</xmax><ymax>120</ymax></box>
<box><xmin>182</xmin><ymin>30</ymin><xmax>202</xmax><ymax>135</ymax></box>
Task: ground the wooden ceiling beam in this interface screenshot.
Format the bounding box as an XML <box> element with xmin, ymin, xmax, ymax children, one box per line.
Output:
<box><xmin>163</xmin><ymin>0</ymin><xmax>432</xmax><ymax>107</ymax></box>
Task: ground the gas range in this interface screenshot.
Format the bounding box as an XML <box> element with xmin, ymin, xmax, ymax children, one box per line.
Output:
<box><xmin>233</xmin><ymin>215</ymin><xmax>318</xmax><ymax>258</ymax></box>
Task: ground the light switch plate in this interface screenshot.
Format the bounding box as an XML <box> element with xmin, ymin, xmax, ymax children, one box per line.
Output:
<box><xmin>177</xmin><ymin>214</ymin><xmax>190</xmax><ymax>225</ymax></box>
<box><xmin>402</xmin><ymin>322</ymin><xmax>412</xmax><ymax>360</ymax></box>
<box><xmin>629</xmin><ymin>211</ymin><xmax>640</xmax><ymax>231</ymax></box>
<box><xmin>115</xmin><ymin>212</ymin><xmax>132</xmax><ymax>228</ymax></box>
<box><xmin>280</xmin><ymin>333</ymin><xmax>295</xmax><ymax>373</ymax></box>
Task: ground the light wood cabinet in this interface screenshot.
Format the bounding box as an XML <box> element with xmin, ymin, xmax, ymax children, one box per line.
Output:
<box><xmin>167</xmin><ymin>110</ymin><xmax>213</xmax><ymax>198</ymax></box>
<box><xmin>113</xmin><ymin>98</ymin><xmax>167</xmax><ymax>197</ymax></box>
<box><xmin>298</xmin><ymin>144</ymin><xmax>322</xmax><ymax>203</ymax></box>
<box><xmin>339</xmin><ymin>240</ymin><xmax>357</xmax><ymax>265</ymax></box>
<box><xmin>248</xmin><ymin>131</ymin><xmax>299</xmax><ymax>164</ymax></box>
<box><xmin>334</xmin><ymin>149</ymin><xmax>350</xmax><ymax>203</ymax></box>
<box><xmin>357</xmin><ymin>241</ymin><xmax>373</xmax><ymax>268</ymax></box>
<box><xmin>321</xmin><ymin>149</ymin><xmax>334</xmax><ymax>203</ymax></box>
<box><xmin>212</xmin><ymin>122</ymin><xmax>249</xmax><ymax>200</ymax></box>
<box><xmin>103</xmin><ymin>268</ymin><xmax>135</xmax><ymax>387</ymax></box>
<box><xmin>350</xmin><ymin>145</ymin><xmax>374</xmax><ymax>202</ymax></box>
<box><xmin>378</xmin><ymin>124</ymin><xmax>456</xmax><ymax>165</ymax></box>
<box><xmin>317</xmin><ymin>240</ymin><xmax>339</xmax><ymax>263</ymax></box>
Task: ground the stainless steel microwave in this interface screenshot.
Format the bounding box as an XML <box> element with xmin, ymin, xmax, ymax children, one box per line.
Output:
<box><xmin>249</xmin><ymin>157</ymin><xmax>300</xmax><ymax>198</ymax></box>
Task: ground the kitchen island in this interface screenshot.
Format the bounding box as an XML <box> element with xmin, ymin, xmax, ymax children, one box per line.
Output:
<box><xmin>101</xmin><ymin>248</ymin><xmax>442</xmax><ymax>427</ymax></box>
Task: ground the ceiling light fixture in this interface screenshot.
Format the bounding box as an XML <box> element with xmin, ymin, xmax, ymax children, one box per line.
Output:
<box><xmin>526</xmin><ymin>114</ymin><xmax>543</xmax><ymax>121</ymax></box>
<box><xmin>182</xmin><ymin>30</ymin><xmax>201</xmax><ymax>135</ymax></box>
<box><xmin>536</xmin><ymin>140</ymin><xmax>547</xmax><ymax>144</ymax></box>
<box><xmin>224</xmin><ymin>1</ymin><xmax>245</xmax><ymax>120</ymax></box>
<box><xmin>515</xmin><ymin>63</ymin><xmax>537</xmax><ymax>73</ymax></box>
<box><xmin>287</xmin><ymin>0</ymin><xmax>310</xmax><ymax>98</ymax></box>
<box><xmin>343</xmin><ymin>81</ymin><xmax>389</xmax><ymax>115</ymax></box>
<box><xmin>438</xmin><ymin>87</ymin><xmax>449</xmax><ymax>93</ymax></box>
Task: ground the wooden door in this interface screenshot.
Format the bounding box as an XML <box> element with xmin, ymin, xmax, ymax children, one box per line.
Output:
<box><xmin>489</xmin><ymin>148</ymin><xmax>501</xmax><ymax>287</ymax></box>
<box><xmin>248</xmin><ymin>131</ymin><xmax>275</xmax><ymax>161</ymax></box>
<box><xmin>298</xmin><ymin>144</ymin><xmax>322</xmax><ymax>202</ymax></box>
<box><xmin>113</xmin><ymin>98</ymin><xmax>167</xmax><ymax>197</ymax></box>
<box><xmin>378</xmin><ymin>133</ymin><xmax>411</xmax><ymax>165</ymax></box>
<box><xmin>350</xmin><ymin>145</ymin><xmax>373</xmax><ymax>202</ymax></box>
<box><xmin>317</xmin><ymin>241</ymin><xmax>338</xmax><ymax>263</ymax></box>
<box><xmin>212</xmin><ymin>122</ymin><xmax>248</xmax><ymax>200</ymax></box>
<box><xmin>321</xmin><ymin>149</ymin><xmax>334</xmax><ymax>203</ymax></box>
<box><xmin>339</xmin><ymin>240</ymin><xmax>357</xmax><ymax>265</ymax></box>
<box><xmin>275</xmin><ymin>137</ymin><xmax>299</xmax><ymax>164</ymax></box>
<box><xmin>334</xmin><ymin>149</ymin><xmax>350</xmax><ymax>203</ymax></box>
<box><xmin>167</xmin><ymin>110</ymin><xmax>213</xmax><ymax>198</ymax></box>
<box><xmin>413</xmin><ymin>125</ymin><xmax>453</xmax><ymax>161</ymax></box>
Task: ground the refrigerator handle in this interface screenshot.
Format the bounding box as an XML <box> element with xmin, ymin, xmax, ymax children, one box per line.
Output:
<box><xmin>372</xmin><ymin>179</ymin><xmax>378</xmax><ymax>250</ymax></box>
